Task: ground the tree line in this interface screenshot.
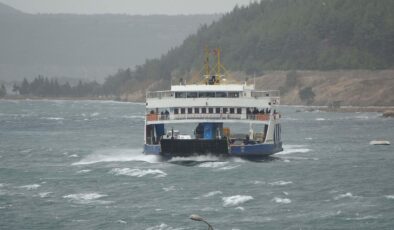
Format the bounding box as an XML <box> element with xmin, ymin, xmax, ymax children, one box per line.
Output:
<box><xmin>106</xmin><ymin>0</ymin><xmax>394</xmax><ymax>96</ymax></box>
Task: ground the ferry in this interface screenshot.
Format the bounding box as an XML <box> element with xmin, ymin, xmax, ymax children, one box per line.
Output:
<box><xmin>143</xmin><ymin>48</ymin><xmax>283</xmax><ymax>159</ymax></box>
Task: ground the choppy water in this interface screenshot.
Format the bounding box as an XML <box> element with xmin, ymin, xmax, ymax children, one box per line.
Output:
<box><xmin>0</xmin><ymin>100</ymin><xmax>393</xmax><ymax>230</ymax></box>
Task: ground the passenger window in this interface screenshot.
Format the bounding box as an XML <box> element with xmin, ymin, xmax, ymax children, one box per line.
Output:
<box><xmin>181</xmin><ymin>108</ymin><xmax>185</xmax><ymax>114</ymax></box>
<box><xmin>223</xmin><ymin>108</ymin><xmax>228</xmax><ymax>113</ymax></box>
<box><xmin>201</xmin><ymin>108</ymin><xmax>207</xmax><ymax>113</ymax></box>
<box><xmin>174</xmin><ymin>108</ymin><xmax>179</xmax><ymax>114</ymax></box>
<box><xmin>188</xmin><ymin>108</ymin><xmax>193</xmax><ymax>114</ymax></box>
<box><xmin>237</xmin><ymin>108</ymin><xmax>242</xmax><ymax>114</ymax></box>
<box><xmin>230</xmin><ymin>108</ymin><xmax>235</xmax><ymax>114</ymax></box>
<box><xmin>215</xmin><ymin>108</ymin><xmax>221</xmax><ymax>113</ymax></box>
<box><xmin>194</xmin><ymin>108</ymin><xmax>200</xmax><ymax>114</ymax></box>
<box><xmin>208</xmin><ymin>108</ymin><xmax>213</xmax><ymax>113</ymax></box>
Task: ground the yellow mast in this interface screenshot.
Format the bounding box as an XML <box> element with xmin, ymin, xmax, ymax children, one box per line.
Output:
<box><xmin>204</xmin><ymin>46</ymin><xmax>210</xmax><ymax>77</ymax></box>
<box><xmin>216</xmin><ymin>48</ymin><xmax>221</xmax><ymax>79</ymax></box>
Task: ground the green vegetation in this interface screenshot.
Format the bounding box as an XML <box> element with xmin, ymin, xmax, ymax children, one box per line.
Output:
<box><xmin>0</xmin><ymin>84</ymin><xmax>6</xmax><ymax>97</ymax></box>
<box><xmin>13</xmin><ymin>76</ymin><xmax>101</xmax><ymax>98</ymax></box>
<box><xmin>299</xmin><ymin>87</ymin><xmax>316</xmax><ymax>105</ymax></box>
<box><xmin>107</xmin><ymin>0</ymin><xmax>394</xmax><ymax>96</ymax></box>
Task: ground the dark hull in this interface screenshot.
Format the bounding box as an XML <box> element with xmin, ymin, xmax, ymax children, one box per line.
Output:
<box><xmin>160</xmin><ymin>139</ymin><xmax>229</xmax><ymax>157</ymax></box>
<box><xmin>144</xmin><ymin>140</ymin><xmax>282</xmax><ymax>159</ymax></box>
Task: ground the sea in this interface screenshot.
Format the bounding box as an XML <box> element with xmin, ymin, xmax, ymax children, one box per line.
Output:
<box><xmin>0</xmin><ymin>100</ymin><xmax>393</xmax><ymax>230</ymax></box>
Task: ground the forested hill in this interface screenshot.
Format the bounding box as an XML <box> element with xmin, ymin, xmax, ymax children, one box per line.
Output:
<box><xmin>113</xmin><ymin>0</ymin><xmax>393</xmax><ymax>96</ymax></box>
<box><xmin>0</xmin><ymin>3</ymin><xmax>219</xmax><ymax>81</ymax></box>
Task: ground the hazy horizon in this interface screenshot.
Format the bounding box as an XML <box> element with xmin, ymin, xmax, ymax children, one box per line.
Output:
<box><xmin>0</xmin><ymin>0</ymin><xmax>253</xmax><ymax>15</ymax></box>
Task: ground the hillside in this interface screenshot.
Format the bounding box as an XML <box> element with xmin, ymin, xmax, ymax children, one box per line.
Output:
<box><xmin>0</xmin><ymin>3</ymin><xmax>220</xmax><ymax>82</ymax></box>
<box><xmin>108</xmin><ymin>0</ymin><xmax>394</xmax><ymax>106</ymax></box>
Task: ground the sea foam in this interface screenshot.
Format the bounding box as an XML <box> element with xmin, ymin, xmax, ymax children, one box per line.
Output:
<box><xmin>269</xmin><ymin>181</ymin><xmax>293</xmax><ymax>186</ymax></box>
<box><xmin>63</xmin><ymin>192</ymin><xmax>111</xmax><ymax>204</ymax></box>
<box><xmin>19</xmin><ymin>184</ymin><xmax>41</xmax><ymax>190</ymax></box>
<box><xmin>272</xmin><ymin>197</ymin><xmax>292</xmax><ymax>204</ymax></box>
<box><xmin>276</xmin><ymin>145</ymin><xmax>311</xmax><ymax>155</ymax></box>
<box><xmin>222</xmin><ymin>195</ymin><xmax>254</xmax><ymax>207</ymax></box>
<box><xmin>110</xmin><ymin>168</ymin><xmax>167</xmax><ymax>178</ymax></box>
<box><xmin>72</xmin><ymin>149</ymin><xmax>160</xmax><ymax>165</ymax></box>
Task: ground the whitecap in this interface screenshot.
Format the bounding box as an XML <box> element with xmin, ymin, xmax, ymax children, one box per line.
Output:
<box><xmin>72</xmin><ymin>149</ymin><xmax>159</xmax><ymax>165</ymax></box>
<box><xmin>38</xmin><ymin>192</ymin><xmax>52</xmax><ymax>198</ymax></box>
<box><xmin>345</xmin><ymin>215</ymin><xmax>380</xmax><ymax>221</ymax></box>
<box><xmin>269</xmin><ymin>181</ymin><xmax>293</xmax><ymax>186</ymax></box>
<box><xmin>110</xmin><ymin>168</ymin><xmax>167</xmax><ymax>178</ymax></box>
<box><xmin>384</xmin><ymin>195</ymin><xmax>394</xmax><ymax>200</ymax></box>
<box><xmin>77</xmin><ymin>169</ymin><xmax>91</xmax><ymax>174</ymax></box>
<box><xmin>252</xmin><ymin>180</ymin><xmax>265</xmax><ymax>185</ymax></box>
<box><xmin>222</xmin><ymin>195</ymin><xmax>254</xmax><ymax>207</ymax></box>
<box><xmin>90</xmin><ymin>112</ymin><xmax>100</xmax><ymax>117</ymax></box>
<box><xmin>277</xmin><ymin>145</ymin><xmax>311</xmax><ymax>155</ymax></box>
<box><xmin>20</xmin><ymin>148</ymin><xmax>33</xmax><ymax>153</ymax></box>
<box><xmin>334</xmin><ymin>192</ymin><xmax>359</xmax><ymax>200</ymax></box>
<box><xmin>272</xmin><ymin>197</ymin><xmax>291</xmax><ymax>204</ymax></box>
<box><xmin>116</xmin><ymin>220</ymin><xmax>127</xmax><ymax>224</ymax></box>
<box><xmin>202</xmin><ymin>191</ymin><xmax>223</xmax><ymax>197</ymax></box>
<box><xmin>63</xmin><ymin>192</ymin><xmax>111</xmax><ymax>204</ymax></box>
<box><xmin>218</xmin><ymin>165</ymin><xmax>240</xmax><ymax>170</ymax></box>
<box><xmin>198</xmin><ymin>162</ymin><xmax>228</xmax><ymax>168</ymax></box>
<box><xmin>315</xmin><ymin>118</ymin><xmax>326</xmax><ymax>121</ymax></box>
<box><xmin>235</xmin><ymin>207</ymin><xmax>245</xmax><ymax>211</ymax></box>
<box><xmin>163</xmin><ymin>186</ymin><xmax>176</xmax><ymax>192</ymax></box>
<box><xmin>145</xmin><ymin>223</ymin><xmax>181</xmax><ymax>230</ymax></box>
<box><xmin>68</xmin><ymin>154</ymin><xmax>79</xmax><ymax>158</ymax></box>
<box><xmin>43</xmin><ymin>117</ymin><xmax>64</xmax><ymax>120</ymax></box>
<box><xmin>19</xmin><ymin>184</ymin><xmax>40</xmax><ymax>190</ymax></box>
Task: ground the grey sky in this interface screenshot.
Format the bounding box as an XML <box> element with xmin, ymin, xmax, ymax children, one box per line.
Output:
<box><xmin>0</xmin><ymin>0</ymin><xmax>254</xmax><ymax>15</ymax></box>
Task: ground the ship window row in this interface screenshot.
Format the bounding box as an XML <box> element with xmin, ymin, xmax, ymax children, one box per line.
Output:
<box><xmin>175</xmin><ymin>91</ymin><xmax>239</xmax><ymax>98</ymax></box>
<box><xmin>173</xmin><ymin>107</ymin><xmax>242</xmax><ymax>115</ymax></box>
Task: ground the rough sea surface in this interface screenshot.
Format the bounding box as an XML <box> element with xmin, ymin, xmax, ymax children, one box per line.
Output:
<box><xmin>0</xmin><ymin>100</ymin><xmax>393</xmax><ymax>230</ymax></box>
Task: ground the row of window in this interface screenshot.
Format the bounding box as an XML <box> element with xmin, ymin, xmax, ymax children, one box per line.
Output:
<box><xmin>175</xmin><ymin>91</ymin><xmax>240</xmax><ymax>98</ymax></box>
<box><xmin>173</xmin><ymin>107</ymin><xmax>242</xmax><ymax>115</ymax></box>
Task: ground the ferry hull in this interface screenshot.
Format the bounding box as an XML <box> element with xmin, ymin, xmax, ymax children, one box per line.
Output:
<box><xmin>144</xmin><ymin>141</ymin><xmax>282</xmax><ymax>158</ymax></box>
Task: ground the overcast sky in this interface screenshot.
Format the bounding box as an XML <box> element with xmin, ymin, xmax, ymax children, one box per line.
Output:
<box><xmin>1</xmin><ymin>0</ymin><xmax>254</xmax><ymax>15</ymax></box>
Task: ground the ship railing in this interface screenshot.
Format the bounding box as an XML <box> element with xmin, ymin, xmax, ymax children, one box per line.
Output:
<box><xmin>146</xmin><ymin>113</ymin><xmax>280</xmax><ymax>122</ymax></box>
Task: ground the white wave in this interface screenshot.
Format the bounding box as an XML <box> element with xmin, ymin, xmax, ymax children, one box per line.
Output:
<box><xmin>43</xmin><ymin>117</ymin><xmax>64</xmax><ymax>120</ymax></box>
<box><xmin>252</xmin><ymin>180</ymin><xmax>265</xmax><ymax>185</ymax></box>
<box><xmin>77</xmin><ymin>169</ymin><xmax>91</xmax><ymax>174</ymax></box>
<box><xmin>145</xmin><ymin>223</ymin><xmax>183</xmax><ymax>230</ymax></box>
<box><xmin>116</xmin><ymin>220</ymin><xmax>127</xmax><ymax>224</ymax></box>
<box><xmin>235</xmin><ymin>206</ymin><xmax>245</xmax><ymax>211</ymax></box>
<box><xmin>63</xmin><ymin>192</ymin><xmax>111</xmax><ymax>204</ymax></box>
<box><xmin>203</xmin><ymin>191</ymin><xmax>223</xmax><ymax>198</ymax></box>
<box><xmin>68</xmin><ymin>154</ymin><xmax>79</xmax><ymax>158</ymax></box>
<box><xmin>305</xmin><ymin>137</ymin><xmax>313</xmax><ymax>140</ymax></box>
<box><xmin>20</xmin><ymin>148</ymin><xmax>33</xmax><ymax>153</ymax></box>
<box><xmin>334</xmin><ymin>192</ymin><xmax>360</xmax><ymax>200</ymax></box>
<box><xmin>276</xmin><ymin>145</ymin><xmax>311</xmax><ymax>155</ymax></box>
<box><xmin>272</xmin><ymin>197</ymin><xmax>291</xmax><ymax>204</ymax></box>
<box><xmin>90</xmin><ymin>112</ymin><xmax>100</xmax><ymax>117</ymax></box>
<box><xmin>110</xmin><ymin>168</ymin><xmax>167</xmax><ymax>178</ymax></box>
<box><xmin>222</xmin><ymin>195</ymin><xmax>254</xmax><ymax>207</ymax></box>
<box><xmin>315</xmin><ymin>118</ymin><xmax>326</xmax><ymax>121</ymax></box>
<box><xmin>198</xmin><ymin>162</ymin><xmax>228</xmax><ymax>168</ymax></box>
<box><xmin>218</xmin><ymin>165</ymin><xmax>240</xmax><ymax>170</ymax></box>
<box><xmin>163</xmin><ymin>186</ymin><xmax>176</xmax><ymax>192</ymax></box>
<box><xmin>72</xmin><ymin>149</ymin><xmax>159</xmax><ymax>165</ymax></box>
<box><xmin>345</xmin><ymin>215</ymin><xmax>380</xmax><ymax>221</ymax></box>
<box><xmin>19</xmin><ymin>184</ymin><xmax>40</xmax><ymax>190</ymax></box>
<box><xmin>269</xmin><ymin>181</ymin><xmax>293</xmax><ymax>186</ymax></box>
<box><xmin>384</xmin><ymin>195</ymin><xmax>394</xmax><ymax>199</ymax></box>
<box><xmin>38</xmin><ymin>192</ymin><xmax>52</xmax><ymax>198</ymax></box>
